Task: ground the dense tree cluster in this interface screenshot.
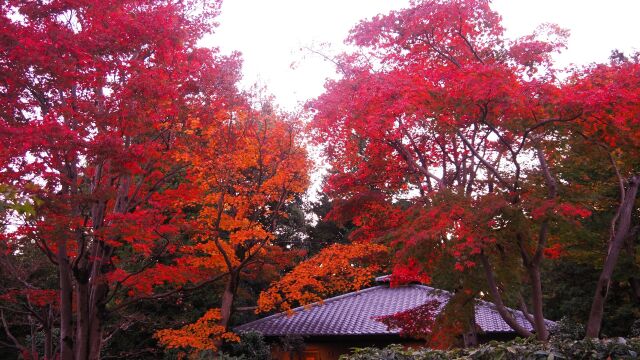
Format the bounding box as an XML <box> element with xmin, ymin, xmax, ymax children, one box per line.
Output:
<box><xmin>269</xmin><ymin>0</ymin><xmax>640</xmax><ymax>348</ymax></box>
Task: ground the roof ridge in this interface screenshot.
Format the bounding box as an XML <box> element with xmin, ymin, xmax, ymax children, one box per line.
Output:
<box><xmin>411</xmin><ymin>284</ymin><xmax>451</xmax><ymax>296</ymax></box>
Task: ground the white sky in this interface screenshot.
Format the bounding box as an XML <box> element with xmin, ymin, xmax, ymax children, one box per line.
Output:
<box><xmin>207</xmin><ymin>0</ymin><xmax>640</xmax><ymax>111</ymax></box>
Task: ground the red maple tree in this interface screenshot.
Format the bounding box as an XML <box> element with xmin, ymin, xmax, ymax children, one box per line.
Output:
<box><xmin>374</xmin><ymin>300</ymin><xmax>441</xmax><ymax>340</ymax></box>
<box><xmin>0</xmin><ymin>0</ymin><xmax>242</xmax><ymax>358</ymax></box>
<box><xmin>307</xmin><ymin>0</ymin><xmax>588</xmax><ymax>342</ymax></box>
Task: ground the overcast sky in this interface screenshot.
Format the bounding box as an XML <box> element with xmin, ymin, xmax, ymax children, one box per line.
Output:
<box><xmin>206</xmin><ymin>0</ymin><xmax>640</xmax><ymax>111</ymax></box>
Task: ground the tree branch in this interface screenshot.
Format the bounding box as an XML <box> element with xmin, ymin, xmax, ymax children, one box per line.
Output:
<box><xmin>387</xmin><ymin>139</ymin><xmax>445</xmax><ymax>187</ymax></box>
<box><xmin>456</xmin><ymin>131</ymin><xmax>514</xmax><ymax>192</ymax></box>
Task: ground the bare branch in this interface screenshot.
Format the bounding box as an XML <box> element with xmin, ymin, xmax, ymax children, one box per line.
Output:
<box><xmin>518</xmin><ymin>113</ymin><xmax>583</xmax><ymax>153</ymax></box>
<box><xmin>110</xmin><ymin>272</ymin><xmax>228</xmax><ymax>312</ymax></box>
<box><xmin>456</xmin><ymin>131</ymin><xmax>514</xmax><ymax>192</ymax></box>
<box><xmin>302</xmin><ymin>46</ymin><xmax>350</xmax><ymax>76</ymax></box>
<box><xmin>387</xmin><ymin>140</ymin><xmax>445</xmax><ymax>187</ymax></box>
<box><xmin>1</xmin><ymin>310</ymin><xmax>27</xmax><ymax>353</ymax></box>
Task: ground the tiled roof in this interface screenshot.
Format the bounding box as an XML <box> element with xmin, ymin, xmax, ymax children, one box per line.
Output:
<box><xmin>236</xmin><ymin>284</ymin><xmax>554</xmax><ymax>336</ymax></box>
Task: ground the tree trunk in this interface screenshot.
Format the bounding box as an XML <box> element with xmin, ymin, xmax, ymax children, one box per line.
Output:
<box><xmin>87</xmin><ymin>308</ymin><xmax>104</xmax><ymax>360</ymax></box>
<box><xmin>29</xmin><ymin>316</ymin><xmax>38</xmax><ymax>360</ymax></box>
<box><xmin>57</xmin><ymin>237</ymin><xmax>74</xmax><ymax>360</ymax></box>
<box><xmin>58</xmin><ymin>148</ymin><xmax>79</xmax><ymax>360</ymax></box>
<box><xmin>526</xmin><ymin>264</ymin><xmax>549</xmax><ymax>340</ymax></box>
<box><xmin>220</xmin><ymin>272</ymin><xmax>238</xmax><ymax>331</ymax></box>
<box><xmin>85</xmin><ymin>242</ymin><xmax>112</xmax><ymax>360</ymax></box>
<box><xmin>44</xmin><ymin>323</ymin><xmax>52</xmax><ymax>360</ymax></box>
<box><xmin>480</xmin><ymin>253</ymin><xmax>534</xmax><ymax>338</ymax></box>
<box><xmin>525</xmin><ymin>145</ymin><xmax>553</xmax><ymax>341</ymax></box>
<box><xmin>77</xmin><ymin>173</ymin><xmax>116</xmax><ymax>359</ymax></box>
<box><xmin>630</xmin><ymin>277</ymin><xmax>640</xmax><ymax>303</ymax></box>
<box><xmin>463</xmin><ymin>321</ymin><xmax>478</xmax><ymax>347</ymax></box>
<box><xmin>75</xmin><ymin>275</ymin><xmax>90</xmax><ymax>359</ymax></box>
<box><xmin>586</xmin><ymin>175</ymin><xmax>640</xmax><ymax>338</ymax></box>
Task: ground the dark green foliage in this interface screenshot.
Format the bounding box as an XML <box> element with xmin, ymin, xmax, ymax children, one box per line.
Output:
<box><xmin>344</xmin><ymin>345</ymin><xmax>451</xmax><ymax>360</ymax></box>
<box><xmin>630</xmin><ymin>320</ymin><xmax>640</xmax><ymax>337</ymax></box>
<box><xmin>341</xmin><ymin>337</ymin><xmax>640</xmax><ymax>360</ymax></box>
<box><xmin>550</xmin><ymin>316</ymin><xmax>585</xmax><ymax>341</ymax></box>
<box><xmin>542</xmin><ymin>260</ymin><xmax>640</xmax><ymax>337</ymax></box>
<box><xmin>274</xmin><ymin>197</ymin><xmax>309</xmax><ymax>249</ymax></box>
<box><xmin>277</xmin><ymin>334</ymin><xmax>306</xmax><ymax>353</ymax></box>
<box><xmin>220</xmin><ymin>331</ymin><xmax>270</xmax><ymax>360</ymax></box>
<box><xmin>304</xmin><ymin>194</ymin><xmax>351</xmax><ymax>256</ymax></box>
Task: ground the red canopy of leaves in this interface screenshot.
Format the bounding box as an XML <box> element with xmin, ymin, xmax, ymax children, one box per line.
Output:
<box><xmin>0</xmin><ymin>0</ymin><xmax>244</xmax><ymax>302</ymax></box>
<box><xmin>306</xmin><ymin>0</ymin><xmax>594</xmax><ymax>287</ymax></box>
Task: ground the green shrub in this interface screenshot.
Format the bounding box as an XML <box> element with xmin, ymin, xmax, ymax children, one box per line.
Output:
<box><xmin>340</xmin><ymin>337</ymin><xmax>640</xmax><ymax>360</ymax></box>
<box><xmin>630</xmin><ymin>319</ymin><xmax>640</xmax><ymax>337</ymax></box>
<box><xmin>550</xmin><ymin>316</ymin><xmax>585</xmax><ymax>341</ymax></box>
<box><xmin>219</xmin><ymin>331</ymin><xmax>270</xmax><ymax>360</ymax></box>
<box><xmin>344</xmin><ymin>344</ymin><xmax>453</xmax><ymax>360</ymax></box>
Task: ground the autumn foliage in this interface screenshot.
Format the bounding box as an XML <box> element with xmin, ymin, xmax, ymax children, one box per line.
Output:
<box><xmin>153</xmin><ymin>104</ymin><xmax>309</xmax><ymax>354</ymax></box>
<box><xmin>1</xmin><ymin>0</ymin><xmax>639</xmax><ymax>357</ymax></box>
<box><xmin>374</xmin><ymin>300</ymin><xmax>441</xmax><ymax>340</ymax></box>
<box><xmin>0</xmin><ymin>0</ymin><xmax>308</xmax><ymax>358</ymax></box>
<box><xmin>257</xmin><ymin>242</ymin><xmax>388</xmax><ymax>313</ymax></box>
<box><xmin>303</xmin><ymin>0</ymin><xmax>639</xmax><ymax>345</ymax></box>
<box><xmin>154</xmin><ymin>309</ymin><xmax>239</xmax><ymax>353</ymax></box>
<box><xmin>178</xmin><ymin>105</ymin><xmax>308</xmax><ymax>279</ymax></box>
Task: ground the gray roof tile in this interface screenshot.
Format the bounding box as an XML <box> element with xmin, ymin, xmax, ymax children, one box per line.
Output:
<box><xmin>236</xmin><ymin>284</ymin><xmax>554</xmax><ymax>336</ymax></box>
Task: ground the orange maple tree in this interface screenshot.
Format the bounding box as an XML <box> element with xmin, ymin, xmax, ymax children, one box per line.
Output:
<box><xmin>155</xmin><ymin>102</ymin><xmax>309</xmax><ymax>353</ymax></box>
<box><xmin>154</xmin><ymin>309</ymin><xmax>239</xmax><ymax>353</ymax></box>
<box><xmin>257</xmin><ymin>242</ymin><xmax>388</xmax><ymax>313</ymax></box>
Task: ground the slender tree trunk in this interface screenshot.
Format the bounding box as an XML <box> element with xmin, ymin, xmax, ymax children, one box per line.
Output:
<box><xmin>629</xmin><ymin>277</ymin><xmax>640</xmax><ymax>303</ymax></box>
<box><xmin>87</xmin><ymin>304</ymin><xmax>105</xmax><ymax>360</ymax></box>
<box><xmin>586</xmin><ymin>175</ymin><xmax>639</xmax><ymax>338</ymax></box>
<box><xmin>78</xmin><ymin>170</ymin><xmax>118</xmax><ymax>359</ymax></box>
<box><xmin>85</xmin><ymin>242</ymin><xmax>111</xmax><ymax>360</ymax></box>
<box><xmin>75</xmin><ymin>274</ymin><xmax>90</xmax><ymax>359</ymax></box>
<box><xmin>57</xmin><ymin>237</ymin><xmax>74</xmax><ymax>360</ymax></box>
<box><xmin>526</xmin><ymin>264</ymin><xmax>549</xmax><ymax>340</ymax></box>
<box><xmin>480</xmin><ymin>253</ymin><xmax>534</xmax><ymax>338</ymax></box>
<box><xmin>517</xmin><ymin>145</ymin><xmax>555</xmax><ymax>341</ymax></box>
<box><xmin>220</xmin><ymin>271</ymin><xmax>239</xmax><ymax>330</ymax></box>
<box><xmin>463</xmin><ymin>317</ymin><xmax>478</xmax><ymax>347</ymax></box>
<box><xmin>519</xmin><ymin>293</ymin><xmax>536</xmax><ymax>327</ymax></box>
<box><xmin>89</xmin><ymin>258</ymin><xmax>111</xmax><ymax>360</ymax></box>
<box><xmin>29</xmin><ymin>316</ymin><xmax>38</xmax><ymax>360</ymax></box>
<box><xmin>44</xmin><ymin>324</ymin><xmax>52</xmax><ymax>360</ymax></box>
<box><xmin>42</xmin><ymin>305</ymin><xmax>54</xmax><ymax>360</ymax></box>
<box><xmin>58</xmin><ymin>154</ymin><xmax>78</xmax><ymax>360</ymax></box>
